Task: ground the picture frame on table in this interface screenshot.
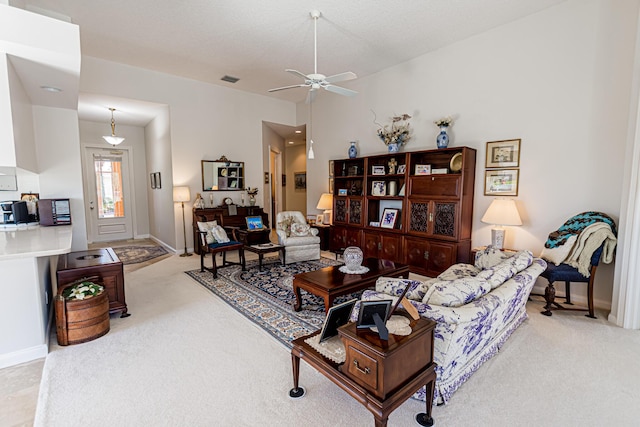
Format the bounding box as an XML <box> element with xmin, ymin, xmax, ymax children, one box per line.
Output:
<box><xmin>372</xmin><ymin>165</ymin><xmax>386</xmax><ymax>175</ymax></box>
<box><xmin>485</xmin><ymin>139</ymin><xmax>521</xmax><ymax>168</ymax></box>
<box><xmin>396</xmin><ymin>164</ymin><xmax>406</xmax><ymax>174</ymax></box>
<box><xmin>415</xmin><ymin>164</ymin><xmax>431</xmax><ymax>175</ymax></box>
<box><xmin>338</xmin><ymin>188</ymin><xmax>348</xmax><ymax>196</ymax></box>
<box><xmin>380</xmin><ymin>208</ymin><xmax>399</xmax><ymax>229</ymax></box>
<box><xmin>316</xmin><ymin>214</ymin><xmax>324</xmax><ymax>225</ymax></box>
<box><xmin>357</xmin><ymin>300</ymin><xmax>393</xmax><ymax>329</ymax></box>
<box><xmin>484</xmin><ymin>169</ymin><xmax>519</xmax><ymax>196</ymax></box>
<box><xmin>371</xmin><ymin>181</ymin><xmax>386</xmax><ymax>196</ymax></box>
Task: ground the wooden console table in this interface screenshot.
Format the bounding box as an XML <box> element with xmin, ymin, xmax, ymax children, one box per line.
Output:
<box><xmin>290</xmin><ymin>318</ymin><xmax>436</xmax><ymax>427</ymax></box>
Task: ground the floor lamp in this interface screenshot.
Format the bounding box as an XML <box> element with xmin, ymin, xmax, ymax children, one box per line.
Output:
<box><xmin>173</xmin><ymin>186</ymin><xmax>193</xmax><ymax>257</ymax></box>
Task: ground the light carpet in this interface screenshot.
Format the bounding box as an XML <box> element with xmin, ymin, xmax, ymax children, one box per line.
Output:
<box><xmin>185</xmin><ymin>257</ymin><xmax>362</xmax><ymax>348</ymax></box>
<box><xmin>34</xmin><ymin>254</ymin><xmax>640</xmax><ymax>426</ymax></box>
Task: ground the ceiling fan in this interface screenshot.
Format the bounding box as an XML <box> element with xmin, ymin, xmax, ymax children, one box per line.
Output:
<box><xmin>268</xmin><ymin>10</ymin><xmax>358</xmax><ymax>103</ymax></box>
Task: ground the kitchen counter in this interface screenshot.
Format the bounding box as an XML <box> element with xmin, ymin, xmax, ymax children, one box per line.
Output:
<box><xmin>0</xmin><ymin>224</ymin><xmax>73</xmax><ymax>260</ymax></box>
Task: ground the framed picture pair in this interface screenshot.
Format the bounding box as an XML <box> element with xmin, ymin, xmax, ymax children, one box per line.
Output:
<box><xmin>484</xmin><ymin>139</ymin><xmax>520</xmax><ymax>196</ymax></box>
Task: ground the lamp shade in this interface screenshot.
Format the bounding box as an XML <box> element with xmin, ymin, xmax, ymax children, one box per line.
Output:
<box><xmin>481</xmin><ymin>198</ymin><xmax>522</xmax><ymax>226</ymax></box>
<box><xmin>102</xmin><ymin>135</ymin><xmax>125</xmax><ymax>146</ymax></box>
<box><xmin>316</xmin><ymin>193</ymin><xmax>333</xmax><ymax>210</ymax></box>
<box><xmin>173</xmin><ymin>186</ymin><xmax>191</xmax><ymax>203</ymax></box>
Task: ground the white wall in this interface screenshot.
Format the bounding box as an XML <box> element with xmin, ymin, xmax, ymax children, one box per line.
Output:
<box><xmin>262</xmin><ymin>123</ymin><xmax>285</xmax><ymax>223</ymax></box>
<box><xmin>0</xmin><ymin>55</ymin><xmax>16</xmax><ymax>166</ymax></box>
<box><xmin>302</xmin><ymin>0</ymin><xmax>639</xmax><ymax>308</ymax></box>
<box><xmin>145</xmin><ymin>109</ymin><xmax>174</xmax><ymax>248</ymax></box>
<box><xmin>79</xmin><ymin>120</ymin><xmax>150</xmax><ymax>239</ymax></box>
<box><xmin>33</xmin><ymin>106</ymin><xmax>87</xmax><ymax>250</ymax></box>
<box><xmin>80</xmin><ymin>57</ymin><xmax>297</xmax><ymax>251</ymax></box>
<box><xmin>7</xmin><ymin>57</ymin><xmax>37</xmax><ymax>172</ymax></box>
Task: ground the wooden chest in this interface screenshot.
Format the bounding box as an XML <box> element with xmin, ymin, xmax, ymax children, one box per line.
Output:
<box><xmin>57</xmin><ymin>248</ymin><xmax>128</xmax><ymax>317</ymax></box>
<box><xmin>55</xmin><ymin>288</ymin><xmax>110</xmax><ymax>346</ymax></box>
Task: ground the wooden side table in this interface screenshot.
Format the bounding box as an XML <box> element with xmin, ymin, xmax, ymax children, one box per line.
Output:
<box><xmin>311</xmin><ymin>224</ymin><xmax>331</xmax><ymax>250</ymax></box>
<box><xmin>290</xmin><ymin>317</ymin><xmax>436</xmax><ymax>427</ymax></box>
<box><xmin>243</xmin><ymin>243</ymin><xmax>285</xmax><ymax>271</ymax></box>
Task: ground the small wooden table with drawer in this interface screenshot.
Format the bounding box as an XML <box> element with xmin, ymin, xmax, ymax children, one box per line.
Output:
<box><xmin>290</xmin><ymin>317</ymin><xmax>436</xmax><ymax>427</ymax></box>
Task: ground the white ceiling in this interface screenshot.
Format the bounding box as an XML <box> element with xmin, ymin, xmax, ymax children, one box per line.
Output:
<box><xmin>14</xmin><ymin>0</ymin><xmax>565</xmax><ymax>131</ymax></box>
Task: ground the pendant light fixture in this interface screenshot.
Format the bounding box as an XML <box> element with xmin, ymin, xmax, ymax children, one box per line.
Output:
<box><xmin>103</xmin><ymin>107</ymin><xmax>125</xmax><ymax>146</ymax></box>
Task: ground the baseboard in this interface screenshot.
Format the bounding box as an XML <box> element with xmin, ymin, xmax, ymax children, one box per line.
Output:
<box><xmin>148</xmin><ymin>235</ymin><xmax>180</xmax><ymax>254</ymax></box>
<box><xmin>0</xmin><ymin>344</ymin><xmax>48</xmax><ymax>369</ymax></box>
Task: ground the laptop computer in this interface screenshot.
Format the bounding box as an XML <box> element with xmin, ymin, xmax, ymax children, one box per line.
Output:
<box><xmin>319</xmin><ymin>299</ymin><xmax>357</xmax><ymax>342</ymax></box>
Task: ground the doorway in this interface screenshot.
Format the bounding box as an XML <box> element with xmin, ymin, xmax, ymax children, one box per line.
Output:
<box><xmin>83</xmin><ymin>146</ymin><xmax>135</xmax><ymax>242</ymax></box>
<box><xmin>269</xmin><ymin>148</ymin><xmax>282</xmax><ymax>228</ymax></box>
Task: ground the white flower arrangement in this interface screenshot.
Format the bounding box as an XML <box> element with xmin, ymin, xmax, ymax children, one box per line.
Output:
<box><xmin>434</xmin><ymin>116</ymin><xmax>453</xmax><ymax>127</ymax></box>
<box><xmin>62</xmin><ymin>281</ymin><xmax>104</xmax><ymax>301</ymax></box>
<box><xmin>374</xmin><ymin>113</ymin><xmax>412</xmax><ymax>147</ymax></box>
<box><xmin>245</xmin><ymin>187</ymin><xmax>259</xmax><ymax>196</ymax></box>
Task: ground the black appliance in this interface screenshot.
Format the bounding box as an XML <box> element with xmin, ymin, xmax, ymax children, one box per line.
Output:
<box><xmin>11</xmin><ymin>201</ymin><xmax>29</xmax><ymax>224</ymax></box>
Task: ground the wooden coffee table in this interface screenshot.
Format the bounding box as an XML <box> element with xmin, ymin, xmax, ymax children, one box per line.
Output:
<box><xmin>292</xmin><ymin>258</ymin><xmax>409</xmax><ymax>313</ymax></box>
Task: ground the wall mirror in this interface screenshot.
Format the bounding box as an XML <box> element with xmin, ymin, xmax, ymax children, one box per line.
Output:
<box><xmin>202</xmin><ymin>156</ymin><xmax>244</xmax><ymax>191</ymax></box>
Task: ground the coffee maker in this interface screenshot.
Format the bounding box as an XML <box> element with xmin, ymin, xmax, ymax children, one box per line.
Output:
<box><xmin>1</xmin><ymin>200</ymin><xmax>29</xmax><ymax>224</ymax></box>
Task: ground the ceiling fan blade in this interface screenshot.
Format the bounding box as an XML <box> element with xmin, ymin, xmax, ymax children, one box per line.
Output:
<box><xmin>324</xmin><ymin>85</ymin><xmax>358</xmax><ymax>97</ymax></box>
<box><xmin>268</xmin><ymin>84</ymin><xmax>308</xmax><ymax>93</ymax></box>
<box><xmin>324</xmin><ymin>72</ymin><xmax>357</xmax><ymax>84</ymax></box>
<box><xmin>286</xmin><ymin>69</ymin><xmax>310</xmax><ymax>80</ymax></box>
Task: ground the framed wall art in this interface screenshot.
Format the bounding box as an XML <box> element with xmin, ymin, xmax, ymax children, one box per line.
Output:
<box><xmin>294</xmin><ymin>172</ymin><xmax>306</xmax><ymax>190</ymax></box>
<box><xmin>486</xmin><ymin>139</ymin><xmax>521</xmax><ymax>168</ymax></box>
<box><xmin>484</xmin><ymin>169</ymin><xmax>519</xmax><ymax>196</ymax></box>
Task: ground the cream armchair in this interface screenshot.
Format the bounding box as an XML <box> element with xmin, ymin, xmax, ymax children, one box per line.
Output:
<box><xmin>275</xmin><ymin>211</ymin><xmax>321</xmax><ymax>264</ymax></box>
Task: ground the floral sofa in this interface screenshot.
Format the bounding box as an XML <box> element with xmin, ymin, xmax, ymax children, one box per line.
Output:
<box><xmin>351</xmin><ymin>247</ymin><xmax>547</xmax><ymax>404</ymax></box>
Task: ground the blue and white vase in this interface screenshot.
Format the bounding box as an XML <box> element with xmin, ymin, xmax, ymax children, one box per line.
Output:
<box><xmin>436</xmin><ymin>126</ymin><xmax>450</xmax><ymax>149</ymax></box>
<box><xmin>388</xmin><ymin>143</ymin><xmax>399</xmax><ymax>153</ymax></box>
<box><xmin>348</xmin><ymin>141</ymin><xmax>357</xmax><ymax>158</ymax></box>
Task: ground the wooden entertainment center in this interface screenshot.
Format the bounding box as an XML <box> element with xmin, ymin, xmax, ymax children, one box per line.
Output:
<box><xmin>330</xmin><ymin>146</ymin><xmax>476</xmax><ymax>276</ymax></box>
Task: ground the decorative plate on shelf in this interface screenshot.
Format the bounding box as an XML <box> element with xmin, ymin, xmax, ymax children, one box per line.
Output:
<box><xmin>449</xmin><ymin>152</ymin><xmax>463</xmax><ymax>172</ymax></box>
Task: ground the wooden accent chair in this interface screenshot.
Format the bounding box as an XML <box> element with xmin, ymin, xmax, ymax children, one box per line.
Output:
<box><xmin>197</xmin><ymin>218</ymin><xmax>245</xmax><ymax>279</ymax></box>
<box><xmin>540</xmin><ymin>243</ymin><xmax>605</xmax><ymax>319</ymax></box>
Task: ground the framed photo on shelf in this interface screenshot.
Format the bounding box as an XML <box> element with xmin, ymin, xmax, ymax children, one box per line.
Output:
<box><xmin>397</xmin><ymin>164</ymin><xmax>406</xmax><ymax>174</ymax></box>
<box><xmin>372</xmin><ymin>165</ymin><xmax>386</xmax><ymax>175</ymax></box>
<box><xmin>338</xmin><ymin>188</ymin><xmax>348</xmax><ymax>196</ymax></box>
<box><xmin>415</xmin><ymin>164</ymin><xmax>431</xmax><ymax>175</ymax></box>
<box><xmin>371</xmin><ymin>181</ymin><xmax>386</xmax><ymax>196</ymax></box>
<box><xmin>485</xmin><ymin>139</ymin><xmax>521</xmax><ymax>168</ymax></box>
<box><xmin>380</xmin><ymin>208</ymin><xmax>399</xmax><ymax>229</ymax></box>
<box><xmin>484</xmin><ymin>169</ymin><xmax>519</xmax><ymax>196</ymax></box>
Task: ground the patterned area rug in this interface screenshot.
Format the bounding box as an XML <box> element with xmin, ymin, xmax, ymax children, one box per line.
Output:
<box><xmin>186</xmin><ymin>257</ymin><xmax>365</xmax><ymax>348</ymax></box>
<box><xmin>112</xmin><ymin>245</ymin><xmax>169</xmax><ymax>265</ymax></box>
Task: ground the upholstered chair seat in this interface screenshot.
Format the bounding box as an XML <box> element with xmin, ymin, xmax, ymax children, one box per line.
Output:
<box><xmin>275</xmin><ymin>211</ymin><xmax>320</xmax><ymax>264</ymax></box>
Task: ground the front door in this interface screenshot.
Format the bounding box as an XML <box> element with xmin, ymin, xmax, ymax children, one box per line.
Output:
<box><xmin>83</xmin><ymin>147</ymin><xmax>134</xmax><ymax>242</ymax></box>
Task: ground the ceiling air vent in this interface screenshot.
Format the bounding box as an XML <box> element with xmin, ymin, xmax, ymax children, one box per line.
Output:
<box><xmin>221</xmin><ymin>75</ymin><xmax>240</xmax><ymax>83</ymax></box>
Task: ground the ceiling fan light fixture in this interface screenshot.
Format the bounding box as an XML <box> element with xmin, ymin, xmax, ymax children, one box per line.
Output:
<box><xmin>267</xmin><ymin>9</ymin><xmax>358</xmax><ymax>101</ymax></box>
<box><xmin>102</xmin><ymin>107</ymin><xmax>125</xmax><ymax>146</ymax></box>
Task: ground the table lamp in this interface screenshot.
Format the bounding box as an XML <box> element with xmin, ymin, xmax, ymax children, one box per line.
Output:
<box><xmin>316</xmin><ymin>193</ymin><xmax>333</xmax><ymax>225</ymax></box>
<box><xmin>173</xmin><ymin>186</ymin><xmax>192</xmax><ymax>257</ymax></box>
<box><xmin>481</xmin><ymin>198</ymin><xmax>522</xmax><ymax>249</ymax></box>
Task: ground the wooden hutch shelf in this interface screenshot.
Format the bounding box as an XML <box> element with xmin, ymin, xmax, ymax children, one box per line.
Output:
<box><xmin>330</xmin><ymin>147</ymin><xmax>476</xmax><ymax>277</ymax></box>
